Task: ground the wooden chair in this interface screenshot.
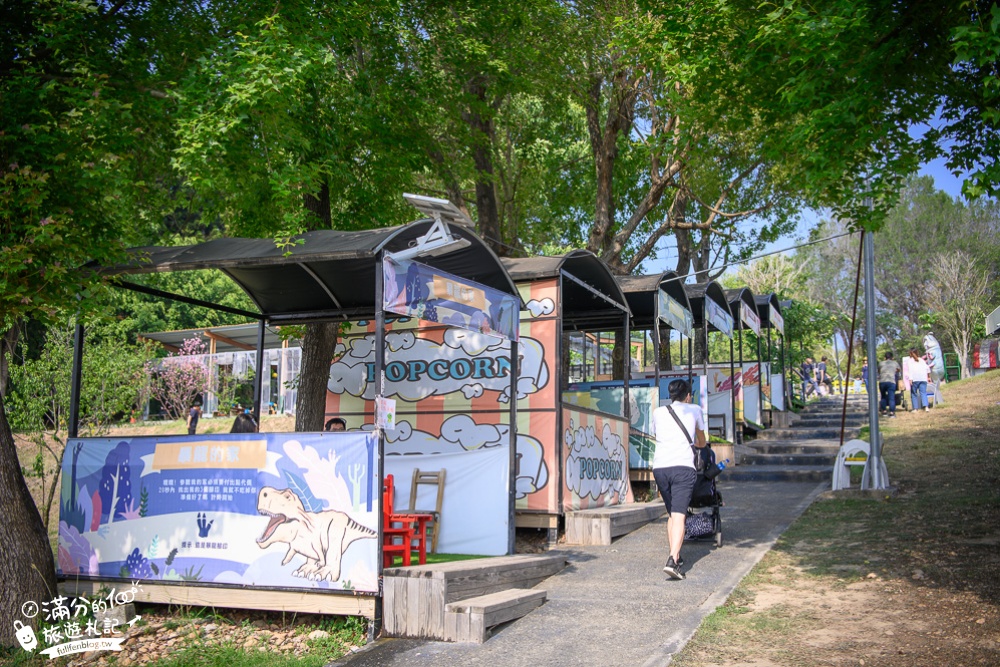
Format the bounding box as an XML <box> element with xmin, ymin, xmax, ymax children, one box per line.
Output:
<box><xmin>383</xmin><ymin>474</ymin><xmax>433</xmax><ymax>566</ymax></box>
<box><xmin>408</xmin><ymin>469</ymin><xmax>446</xmax><ymax>554</ymax></box>
<box><xmin>382</xmin><ymin>474</ymin><xmax>412</xmax><ymax>567</ymax></box>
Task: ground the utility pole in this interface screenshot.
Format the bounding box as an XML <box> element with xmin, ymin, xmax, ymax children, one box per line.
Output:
<box><xmin>863</xmin><ymin>230</ymin><xmax>887</xmax><ymax>489</ymax></box>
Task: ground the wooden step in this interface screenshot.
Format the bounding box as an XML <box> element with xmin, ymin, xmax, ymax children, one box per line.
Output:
<box><xmin>444</xmin><ymin>589</ymin><xmax>547</xmax><ymax>643</ymax></box>
<box><xmin>383</xmin><ymin>554</ymin><xmax>566</xmax><ymax>640</ymax></box>
<box><xmin>564</xmin><ymin>501</ymin><xmax>665</xmax><ymax>546</ymax></box>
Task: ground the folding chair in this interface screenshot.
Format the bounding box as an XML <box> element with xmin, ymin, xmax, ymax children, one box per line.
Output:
<box><xmin>409</xmin><ymin>469</ymin><xmax>446</xmax><ymax>554</ymax></box>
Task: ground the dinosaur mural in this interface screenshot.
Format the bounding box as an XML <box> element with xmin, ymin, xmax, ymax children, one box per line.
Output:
<box><xmin>256</xmin><ymin>486</ymin><xmax>376</xmax><ymax>582</ymax></box>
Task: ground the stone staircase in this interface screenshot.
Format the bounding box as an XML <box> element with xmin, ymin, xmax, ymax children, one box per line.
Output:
<box><xmin>729</xmin><ymin>395</ymin><xmax>870</xmax><ymax>482</ymax></box>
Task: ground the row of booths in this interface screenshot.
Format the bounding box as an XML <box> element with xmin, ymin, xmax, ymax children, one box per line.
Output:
<box><xmin>57</xmin><ymin>212</ymin><xmax>788</xmax><ymax>615</ymax></box>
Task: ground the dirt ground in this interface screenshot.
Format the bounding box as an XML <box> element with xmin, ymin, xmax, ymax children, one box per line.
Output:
<box><xmin>14</xmin><ymin>377</ymin><xmax>1000</xmax><ymax>666</ymax></box>
<box><xmin>675</xmin><ymin>373</ymin><xmax>1000</xmax><ymax>667</ymax></box>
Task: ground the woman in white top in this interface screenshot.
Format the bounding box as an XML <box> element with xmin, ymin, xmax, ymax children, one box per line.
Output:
<box><xmin>650</xmin><ymin>379</ymin><xmax>706</xmax><ymax>580</ymax></box>
<box><xmin>907</xmin><ymin>349</ymin><xmax>931</xmax><ymax>412</ymax></box>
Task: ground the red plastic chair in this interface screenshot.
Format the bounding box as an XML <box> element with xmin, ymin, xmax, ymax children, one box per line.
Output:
<box><xmin>382</xmin><ymin>474</ymin><xmax>433</xmax><ymax>566</ymax></box>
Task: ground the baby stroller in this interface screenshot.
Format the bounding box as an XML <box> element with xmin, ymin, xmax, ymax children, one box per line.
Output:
<box><xmin>686</xmin><ymin>444</ymin><xmax>724</xmax><ymax>547</ymax></box>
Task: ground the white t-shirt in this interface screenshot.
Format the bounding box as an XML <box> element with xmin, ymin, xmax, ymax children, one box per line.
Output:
<box><xmin>909</xmin><ymin>358</ymin><xmax>930</xmax><ymax>383</ymax></box>
<box><xmin>650</xmin><ymin>400</ymin><xmax>706</xmax><ymax>469</ymax></box>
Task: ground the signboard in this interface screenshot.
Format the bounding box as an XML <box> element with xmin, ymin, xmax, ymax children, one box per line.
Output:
<box><xmin>658</xmin><ymin>290</ymin><xmax>694</xmax><ymax>338</ymax></box>
<box><xmin>58</xmin><ymin>432</ymin><xmax>380</xmax><ymax>593</ymax></box>
<box><xmin>741</xmin><ymin>301</ymin><xmax>761</xmax><ymax>335</ymax></box>
<box><xmin>383</xmin><ymin>256</ymin><xmax>519</xmax><ymax>341</ymax></box>
<box><xmin>561</xmin><ymin>407</ymin><xmax>632</xmax><ymax>511</ymax></box>
<box><xmin>769</xmin><ymin>304</ymin><xmax>784</xmax><ymax>335</ymax></box>
<box><xmin>705</xmin><ymin>298</ymin><xmax>734</xmax><ymax>339</ymax></box>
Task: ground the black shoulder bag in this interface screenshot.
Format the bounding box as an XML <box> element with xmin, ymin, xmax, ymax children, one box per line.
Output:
<box><xmin>666</xmin><ymin>404</ymin><xmax>705</xmax><ymax>473</ymax></box>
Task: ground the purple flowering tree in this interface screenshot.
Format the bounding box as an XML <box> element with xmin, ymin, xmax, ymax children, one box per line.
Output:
<box><xmin>147</xmin><ymin>337</ymin><xmax>212</xmax><ymax>419</ymax></box>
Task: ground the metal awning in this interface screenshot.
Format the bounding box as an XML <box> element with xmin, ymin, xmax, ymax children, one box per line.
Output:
<box><xmin>95</xmin><ymin>220</ymin><xmax>522</xmax><ymax>322</ymax></box>
<box><xmin>684</xmin><ymin>282</ymin><xmax>729</xmax><ymax>332</ymax></box>
<box><xmin>754</xmin><ymin>294</ymin><xmax>782</xmax><ymax>329</ymax></box>
<box><xmin>502</xmin><ymin>251</ymin><xmax>631</xmax><ymax>329</ymax></box>
<box><xmin>140</xmin><ymin>323</ymin><xmax>293</xmax><ymax>354</ymax></box>
<box><xmin>725</xmin><ymin>288</ymin><xmax>757</xmax><ymax>320</ymax></box>
<box><xmin>617</xmin><ymin>272</ymin><xmax>692</xmax><ymax>331</ymax></box>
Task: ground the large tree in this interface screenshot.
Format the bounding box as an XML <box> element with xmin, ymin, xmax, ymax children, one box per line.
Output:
<box><xmin>0</xmin><ymin>0</ymin><xmax>175</xmax><ymax>644</ymax></box>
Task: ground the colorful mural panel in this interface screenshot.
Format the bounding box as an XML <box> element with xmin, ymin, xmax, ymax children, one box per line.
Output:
<box><xmin>57</xmin><ymin>433</ymin><xmax>380</xmax><ymax>593</ymax></box>
<box><xmin>561</xmin><ymin>407</ymin><xmax>632</xmax><ymax>511</ymax></box>
<box><xmin>324</xmin><ymin>278</ymin><xmax>562</xmax><ymax>516</ymax></box>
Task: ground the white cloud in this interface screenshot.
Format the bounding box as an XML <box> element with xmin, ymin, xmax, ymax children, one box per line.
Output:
<box><xmin>526</xmin><ymin>298</ymin><xmax>555</xmax><ymax>318</ymax></box>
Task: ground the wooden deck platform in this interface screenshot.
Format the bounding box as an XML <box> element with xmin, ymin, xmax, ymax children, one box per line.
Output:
<box><xmin>383</xmin><ymin>553</ymin><xmax>566</xmax><ymax>641</ymax></box>
<box><xmin>564</xmin><ymin>501</ymin><xmax>665</xmax><ymax>546</ymax></box>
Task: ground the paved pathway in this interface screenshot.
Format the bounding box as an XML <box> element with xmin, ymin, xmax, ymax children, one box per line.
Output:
<box><xmin>332</xmin><ymin>479</ymin><xmax>827</xmax><ymax>667</ymax></box>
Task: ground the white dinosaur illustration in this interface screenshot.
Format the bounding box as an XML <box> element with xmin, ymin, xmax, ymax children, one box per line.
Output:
<box><xmin>256</xmin><ymin>486</ymin><xmax>376</xmax><ymax>582</ymax></box>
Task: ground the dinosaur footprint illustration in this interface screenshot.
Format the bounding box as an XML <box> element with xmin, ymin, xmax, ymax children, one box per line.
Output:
<box><xmin>196</xmin><ymin>512</ymin><xmax>214</xmax><ymax>538</ymax></box>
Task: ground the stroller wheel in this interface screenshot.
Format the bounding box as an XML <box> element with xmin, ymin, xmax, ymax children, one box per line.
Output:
<box><xmin>715</xmin><ymin>531</ymin><xmax>723</xmax><ymax>548</ymax></box>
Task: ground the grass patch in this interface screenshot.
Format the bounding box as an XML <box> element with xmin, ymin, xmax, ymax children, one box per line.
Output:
<box><xmin>672</xmin><ymin>372</ymin><xmax>1000</xmax><ymax>666</ymax></box>
<box><xmin>385</xmin><ymin>552</ymin><xmax>491</xmax><ymax>567</ymax></box>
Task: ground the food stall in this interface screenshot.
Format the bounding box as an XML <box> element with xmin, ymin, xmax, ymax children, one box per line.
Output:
<box><xmin>754</xmin><ymin>293</ymin><xmax>787</xmax><ymax>423</ymax></box>
<box><xmin>59</xmin><ymin>204</ymin><xmax>522</xmax><ymax>619</ymax></box>
<box><xmin>615</xmin><ymin>272</ymin><xmax>696</xmax><ymax>480</ymax></box>
<box><xmin>683</xmin><ymin>282</ymin><xmax>737</xmax><ymax>445</ymax></box>
<box><xmin>502</xmin><ymin>252</ymin><xmax>635</xmax><ymax>536</ymax></box>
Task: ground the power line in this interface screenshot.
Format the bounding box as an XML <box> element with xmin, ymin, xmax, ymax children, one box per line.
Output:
<box><xmin>659</xmin><ymin>230</ymin><xmax>854</xmax><ymax>284</ymax></box>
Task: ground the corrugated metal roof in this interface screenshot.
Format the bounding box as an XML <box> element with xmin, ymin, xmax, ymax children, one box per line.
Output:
<box><xmin>94</xmin><ymin>220</ymin><xmax>521</xmax><ymax>321</ymax></box>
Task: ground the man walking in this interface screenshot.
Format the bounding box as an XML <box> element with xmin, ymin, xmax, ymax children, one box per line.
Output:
<box><xmin>878</xmin><ymin>352</ymin><xmax>901</xmax><ymax>418</ymax></box>
<box><xmin>800</xmin><ymin>358</ymin><xmax>819</xmax><ymax>398</ymax></box>
<box><xmin>650</xmin><ymin>379</ymin><xmax>706</xmax><ymax>580</ymax></box>
<box><xmin>186</xmin><ymin>401</ymin><xmax>202</xmax><ymax>435</ymax></box>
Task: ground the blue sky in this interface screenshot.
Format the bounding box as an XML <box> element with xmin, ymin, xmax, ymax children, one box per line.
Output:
<box><xmin>641</xmin><ymin>158</ymin><xmax>969</xmax><ymax>277</ymax></box>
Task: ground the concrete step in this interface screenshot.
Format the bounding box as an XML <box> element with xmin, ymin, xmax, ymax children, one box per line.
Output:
<box><xmin>444</xmin><ymin>589</ymin><xmax>547</xmax><ymax>643</ymax></box>
<box><xmin>758</xmin><ymin>427</ymin><xmax>858</xmax><ymax>440</ymax></box>
<box><xmin>794</xmin><ymin>415</ymin><xmax>867</xmax><ymax>425</ymax></box>
<box><xmin>383</xmin><ymin>554</ymin><xmax>567</xmax><ymax>640</ymax></box>
<box><xmin>739</xmin><ymin>453</ymin><xmax>838</xmax><ymax>466</ymax></box>
<box><xmin>564</xmin><ymin>501</ymin><xmax>665</xmax><ymax>546</ymax></box>
<box><xmin>722</xmin><ymin>465</ymin><xmax>832</xmax><ymax>483</ymax></box>
<box><xmin>798</xmin><ymin>407</ymin><xmax>868</xmax><ymax>417</ymax></box>
<box><xmin>744</xmin><ymin>442</ymin><xmax>842</xmax><ymax>455</ymax></box>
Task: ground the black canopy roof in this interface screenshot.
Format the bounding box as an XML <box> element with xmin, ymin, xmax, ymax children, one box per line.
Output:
<box><xmin>725</xmin><ymin>287</ymin><xmax>757</xmax><ymax>328</ymax></box>
<box><xmin>96</xmin><ymin>220</ymin><xmax>521</xmax><ymax>323</ymax></box>
<box><xmin>616</xmin><ymin>272</ymin><xmax>692</xmax><ymax>331</ymax></box>
<box><xmin>501</xmin><ymin>251</ymin><xmax>630</xmax><ymax>330</ymax></box>
<box><xmin>754</xmin><ymin>294</ymin><xmax>782</xmax><ymax>329</ymax></box>
<box><xmin>684</xmin><ymin>282</ymin><xmax>729</xmax><ymax>332</ymax></box>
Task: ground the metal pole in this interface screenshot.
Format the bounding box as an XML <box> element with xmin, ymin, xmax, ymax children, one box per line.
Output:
<box><xmin>652</xmin><ymin>321</ymin><xmax>661</xmax><ymax>398</ymax></box>
<box><xmin>687</xmin><ymin>334</ymin><xmax>693</xmax><ymax>388</ymax></box>
<box><xmin>623</xmin><ymin>311</ymin><xmax>631</xmax><ymax>423</ymax></box>
<box><xmin>756</xmin><ymin>326</ymin><xmax>763</xmax><ymax>427</ymax></box>
<box><xmin>69</xmin><ymin>323</ymin><xmax>84</xmax><ymax>439</ymax></box>
<box><xmin>252</xmin><ymin>319</ymin><xmax>266</xmax><ymax>424</ymax></box>
<box><xmin>508</xmin><ymin>338</ymin><xmax>518</xmax><ymax>555</ymax></box>
<box><xmin>729</xmin><ymin>332</ymin><xmax>737</xmax><ymax>445</ymax></box>
<box><xmin>767</xmin><ymin>324</ymin><xmax>773</xmax><ymax>427</ymax></box>
<box><xmin>863</xmin><ymin>230</ymin><xmax>886</xmax><ymax>489</ymax></box>
<box><xmin>374</xmin><ymin>252</ymin><xmax>386</xmax><ymax>581</ymax></box>
<box><xmin>735</xmin><ymin>318</ymin><xmax>742</xmax><ymax>444</ymax></box>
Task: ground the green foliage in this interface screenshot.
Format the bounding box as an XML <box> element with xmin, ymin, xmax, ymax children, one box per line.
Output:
<box><xmin>173</xmin><ymin>10</ymin><xmax>422</xmax><ymax>237</ymax></box>
<box><xmin>6</xmin><ymin>321</ymin><xmax>156</xmax><ymax>437</ymax></box>
<box><xmin>945</xmin><ymin>2</ymin><xmax>1000</xmax><ymax>198</ymax></box>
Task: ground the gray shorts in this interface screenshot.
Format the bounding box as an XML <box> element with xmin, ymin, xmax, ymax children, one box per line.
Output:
<box><xmin>653</xmin><ymin>466</ymin><xmax>697</xmax><ymax>515</ymax></box>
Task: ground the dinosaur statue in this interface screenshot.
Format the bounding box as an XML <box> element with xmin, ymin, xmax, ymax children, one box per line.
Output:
<box><xmin>256</xmin><ymin>486</ymin><xmax>376</xmax><ymax>582</ymax></box>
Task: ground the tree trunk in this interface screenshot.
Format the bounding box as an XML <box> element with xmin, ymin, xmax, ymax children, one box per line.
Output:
<box><xmin>0</xmin><ymin>323</ymin><xmax>19</xmax><ymax>397</ymax></box>
<box><xmin>295</xmin><ymin>322</ymin><xmax>340</xmax><ymax>432</ymax></box>
<box><xmin>303</xmin><ymin>182</ymin><xmax>331</xmax><ymax>228</ymax></box>
<box><xmin>465</xmin><ymin>81</ymin><xmax>504</xmax><ymax>256</ymax></box>
<box><xmin>585</xmin><ymin>68</ymin><xmax>638</xmax><ymax>258</ymax></box>
<box><xmin>0</xmin><ymin>392</ymin><xmax>57</xmax><ymax>646</ymax></box>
